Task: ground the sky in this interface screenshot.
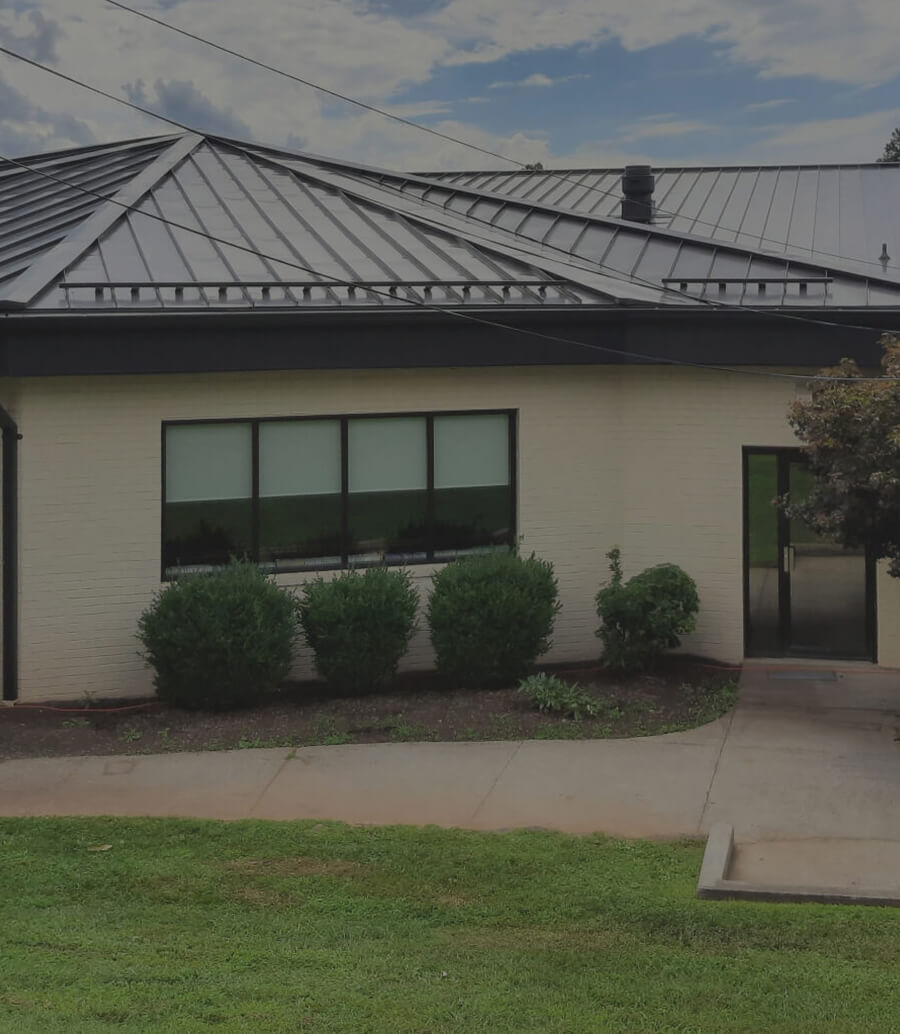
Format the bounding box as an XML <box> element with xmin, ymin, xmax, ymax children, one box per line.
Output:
<box><xmin>1</xmin><ymin>0</ymin><xmax>900</xmax><ymax>170</ymax></box>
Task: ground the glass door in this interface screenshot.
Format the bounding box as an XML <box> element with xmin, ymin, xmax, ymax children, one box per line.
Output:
<box><xmin>744</xmin><ymin>449</ymin><xmax>872</xmax><ymax>659</ymax></box>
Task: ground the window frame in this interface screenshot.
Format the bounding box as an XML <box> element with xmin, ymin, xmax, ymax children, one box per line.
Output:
<box><xmin>161</xmin><ymin>409</ymin><xmax>518</xmax><ymax>579</ymax></box>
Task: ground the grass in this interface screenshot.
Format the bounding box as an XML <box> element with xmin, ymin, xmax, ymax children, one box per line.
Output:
<box><xmin>1</xmin><ymin>818</ymin><xmax>899</xmax><ymax>1033</ymax></box>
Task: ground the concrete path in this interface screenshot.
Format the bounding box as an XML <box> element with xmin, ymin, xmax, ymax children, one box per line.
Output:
<box><xmin>1</xmin><ymin>663</ymin><xmax>898</xmax><ymax>844</ymax></box>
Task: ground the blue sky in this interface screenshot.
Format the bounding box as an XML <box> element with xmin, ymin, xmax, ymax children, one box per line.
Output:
<box><xmin>1</xmin><ymin>0</ymin><xmax>899</xmax><ymax>168</ymax></box>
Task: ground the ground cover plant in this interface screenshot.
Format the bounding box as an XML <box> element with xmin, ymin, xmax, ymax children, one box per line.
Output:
<box><xmin>1</xmin><ymin>817</ymin><xmax>899</xmax><ymax>1033</ymax></box>
<box><xmin>0</xmin><ymin>659</ymin><xmax>738</xmax><ymax>760</ymax></box>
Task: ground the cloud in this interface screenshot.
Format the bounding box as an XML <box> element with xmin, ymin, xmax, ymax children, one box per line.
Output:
<box><xmin>0</xmin><ymin>5</ymin><xmax>64</xmax><ymax>63</ymax></box>
<box><xmin>489</xmin><ymin>72</ymin><xmax>590</xmax><ymax>89</ymax></box>
<box><xmin>744</xmin><ymin>98</ymin><xmax>794</xmax><ymax>112</ymax></box>
<box><xmin>0</xmin><ymin>72</ymin><xmax>94</xmax><ymax>157</ymax></box>
<box><xmin>750</xmin><ymin>107</ymin><xmax>900</xmax><ymax>163</ymax></box>
<box><xmin>122</xmin><ymin>78</ymin><xmax>254</xmax><ymax>139</ymax></box>
<box><xmin>620</xmin><ymin>116</ymin><xmax>719</xmax><ymax>142</ymax></box>
<box><xmin>433</xmin><ymin>0</ymin><xmax>900</xmax><ymax>87</ymax></box>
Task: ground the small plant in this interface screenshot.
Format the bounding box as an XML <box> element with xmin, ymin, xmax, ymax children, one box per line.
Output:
<box><xmin>62</xmin><ymin>716</ymin><xmax>91</xmax><ymax>729</ymax></box>
<box><xmin>427</xmin><ymin>550</ymin><xmax>561</xmax><ymax>689</ymax></box>
<box><xmin>137</xmin><ymin>559</ymin><xmax>301</xmax><ymax>711</ymax></box>
<box><xmin>299</xmin><ymin>567</ymin><xmax>419</xmax><ymax>694</ymax></box>
<box><xmin>518</xmin><ymin>673</ymin><xmax>600</xmax><ymax>720</ymax></box>
<box><xmin>120</xmin><ymin>727</ymin><xmax>143</xmax><ymax>744</ymax></box>
<box><xmin>595</xmin><ymin>548</ymin><xmax>700</xmax><ymax>675</ymax></box>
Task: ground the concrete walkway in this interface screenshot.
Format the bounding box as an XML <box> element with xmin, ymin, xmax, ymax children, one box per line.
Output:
<box><xmin>1</xmin><ymin>663</ymin><xmax>898</xmax><ymax>843</ymax></box>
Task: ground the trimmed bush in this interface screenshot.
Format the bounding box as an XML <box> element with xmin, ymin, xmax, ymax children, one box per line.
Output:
<box><xmin>298</xmin><ymin>567</ymin><xmax>419</xmax><ymax>693</ymax></box>
<box><xmin>427</xmin><ymin>550</ymin><xmax>560</xmax><ymax>688</ymax></box>
<box><xmin>137</xmin><ymin>560</ymin><xmax>300</xmax><ymax>710</ymax></box>
<box><xmin>595</xmin><ymin>548</ymin><xmax>699</xmax><ymax>675</ymax></box>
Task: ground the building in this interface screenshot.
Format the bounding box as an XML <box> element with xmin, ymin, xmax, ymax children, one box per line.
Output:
<box><xmin>2</xmin><ymin>132</ymin><xmax>899</xmax><ymax>702</ymax></box>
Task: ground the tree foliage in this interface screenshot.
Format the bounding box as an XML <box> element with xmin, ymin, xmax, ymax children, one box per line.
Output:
<box><xmin>783</xmin><ymin>334</ymin><xmax>900</xmax><ymax>575</ymax></box>
<box><xmin>878</xmin><ymin>128</ymin><xmax>900</xmax><ymax>163</ymax></box>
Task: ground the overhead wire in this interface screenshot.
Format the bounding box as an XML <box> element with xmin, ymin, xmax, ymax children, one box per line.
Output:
<box><xmin>0</xmin><ymin>47</ymin><xmax>899</xmax><ymax>380</ymax></box>
<box><xmin>2</xmin><ymin>40</ymin><xmax>898</xmax><ymax>339</ymax></box>
<box><xmin>103</xmin><ymin>0</ymin><xmax>900</xmax><ymax>277</ymax></box>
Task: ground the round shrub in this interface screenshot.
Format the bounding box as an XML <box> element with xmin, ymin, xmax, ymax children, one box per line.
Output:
<box><xmin>298</xmin><ymin>567</ymin><xmax>419</xmax><ymax>693</ymax></box>
<box><xmin>137</xmin><ymin>560</ymin><xmax>300</xmax><ymax>710</ymax></box>
<box><xmin>595</xmin><ymin>547</ymin><xmax>699</xmax><ymax>674</ymax></box>
<box><xmin>427</xmin><ymin>550</ymin><xmax>560</xmax><ymax>688</ymax></box>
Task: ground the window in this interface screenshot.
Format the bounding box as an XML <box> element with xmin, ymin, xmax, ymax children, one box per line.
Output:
<box><xmin>162</xmin><ymin>411</ymin><xmax>515</xmax><ymax>577</ymax></box>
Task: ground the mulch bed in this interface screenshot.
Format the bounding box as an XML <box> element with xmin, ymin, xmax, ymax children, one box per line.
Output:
<box><xmin>0</xmin><ymin>658</ymin><xmax>740</xmax><ymax>760</ymax></box>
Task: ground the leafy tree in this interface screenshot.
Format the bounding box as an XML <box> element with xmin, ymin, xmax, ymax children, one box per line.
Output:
<box><xmin>782</xmin><ymin>334</ymin><xmax>900</xmax><ymax>574</ymax></box>
<box><xmin>878</xmin><ymin>128</ymin><xmax>900</xmax><ymax>163</ymax></box>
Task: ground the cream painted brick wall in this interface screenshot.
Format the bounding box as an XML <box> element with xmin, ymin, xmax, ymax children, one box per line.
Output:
<box><xmin>11</xmin><ymin>364</ymin><xmax>899</xmax><ymax>702</ymax></box>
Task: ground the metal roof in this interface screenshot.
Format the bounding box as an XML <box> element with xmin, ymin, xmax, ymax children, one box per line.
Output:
<box><xmin>418</xmin><ymin>164</ymin><xmax>900</xmax><ymax>281</ymax></box>
<box><xmin>2</xmin><ymin>132</ymin><xmax>900</xmax><ymax>314</ymax></box>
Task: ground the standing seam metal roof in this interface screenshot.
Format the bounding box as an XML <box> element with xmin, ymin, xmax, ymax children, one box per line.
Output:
<box><xmin>2</xmin><ymin>132</ymin><xmax>900</xmax><ymax>313</ymax></box>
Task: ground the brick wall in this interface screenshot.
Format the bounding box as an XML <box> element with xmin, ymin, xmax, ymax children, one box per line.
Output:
<box><xmin>8</xmin><ymin>363</ymin><xmax>890</xmax><ymax>702</ymax></box>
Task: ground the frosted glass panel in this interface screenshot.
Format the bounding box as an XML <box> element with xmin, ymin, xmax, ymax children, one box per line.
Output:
<box><xmin>259</xmin><ymin>420</ymin><xmax>340</xmax><ymax>498</ymax></box>
<box><xmin>434</xmin><ymin>414</ymin><xmax>509</xmax><ymax>489</ymax></box>
<box><xmin>348</xmin><ymin>417</ymin><xmax>426</xmax><ymax>493</ymax></box>
<box><xmin>166</xmin><ymin>424</ymin><xmax>251</xmax><ymax>502</ymax></box>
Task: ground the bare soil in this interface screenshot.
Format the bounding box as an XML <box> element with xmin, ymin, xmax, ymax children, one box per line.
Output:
<box><xmin>0</xmin><ymin>658</ymin><xmax>740</xmax><ymax>760</ymax></box>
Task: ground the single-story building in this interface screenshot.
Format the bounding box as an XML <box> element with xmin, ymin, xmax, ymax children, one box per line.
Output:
<box><xmin>2</xmin><ymin>131</ymin><xmax>900</xmax><ymax>702</ymax></box>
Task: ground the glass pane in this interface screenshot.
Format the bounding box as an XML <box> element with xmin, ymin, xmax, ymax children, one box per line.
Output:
<box><xmin>348</xmin><ymin>417</ymin><xmax>426</xmax><ymax>493</ymax></box>
<box><xmin>164</xmin><ymin>424</ymin><xmax>252</xmax><ymax>570</ymax></box>
<box><xmin>788</xmin><ymin>461</ymin><xmax>868</xmax><ymax>657</ymax></box>
<box><xmin>348</xmin><ymin>417</ymin><xmax>427</xmax><ymax>562</ymax></box>
<box><xmin>434</xmin><ymin>485</ymin><xmax>512</xmax><ymax>558</ymax></box>
<box><xmin>746</xmin><ymin>453</ymin><xmax>780</xmax><ymax>654</ymax></box>
<box><xmin>259</xmin><ymin>421</ymin><xmax>343</xmax><ymax>566</ymax></box>
<box><xmin>434</xmin><ymin>414</ymin><xmax>509</xmax><ymax>489</ymax></box>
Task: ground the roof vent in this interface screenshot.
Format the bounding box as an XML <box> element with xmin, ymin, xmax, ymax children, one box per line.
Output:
<box><xmin>621</xmin><ymin>165</ymin><xmax>655</xmax><ymax>224</ymax></box>
<box><xmin>880</xmin><ymin>242</ymin><xmax>891</xmax><ymax>270</ymax></box>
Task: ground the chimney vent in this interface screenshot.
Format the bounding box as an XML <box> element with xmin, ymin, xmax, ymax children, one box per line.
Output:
<box><xmin>621</xmin><ymin>165</ymin><xmax>655</xmax><ymax>224</ymax></box>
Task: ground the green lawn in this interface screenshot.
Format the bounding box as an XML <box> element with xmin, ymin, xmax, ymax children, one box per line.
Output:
<box><xmin>2</xmin><ymin>819</ymin><xmax>899</xmax><ymax>1033</ymax></box>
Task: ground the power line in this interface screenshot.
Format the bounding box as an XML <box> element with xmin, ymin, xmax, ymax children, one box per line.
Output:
<box><xmin>0</xmin><ymin>45</ymin><xmax>190</xmax><ymax>133</ymax></box>
<box><xmin>1</xmin><ymin>144</ymin><xmax>896</xmax><ymax>384</ymax></box>
<box><xmin>103</xmin><ymin>0</ymin><xmax>900</xmax><ymax>278</ymax></box>
<box><xmin>3</xmin><ymin>41</ymin><xmax>898</xmax><ymax>339</ymax></box>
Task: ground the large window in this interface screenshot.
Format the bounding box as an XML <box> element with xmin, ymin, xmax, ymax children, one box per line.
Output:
<box><xmin>163</xmin><ymin>411</ymin><xmax>515</xmax><ymax>577</ymax></box>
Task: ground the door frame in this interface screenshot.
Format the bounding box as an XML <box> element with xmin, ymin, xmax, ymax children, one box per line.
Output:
<box><xmin>742</xmin><ymin>446</ymin><xmax>877</xmax><ymax>661</ymax></box>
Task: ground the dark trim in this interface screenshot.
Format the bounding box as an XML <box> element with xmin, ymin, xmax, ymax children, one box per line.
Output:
<box><xmin>340</xmin><ymin>417</ymin><xmax>349</xmax><ymax>567</ymax></box>
<box><xmin>741</xmin><ymin>448</ymin><xmax>751</xmax><ymax>658</ymax></box>
<box><xmin>0</xmin><ymin>405</ymin><xmax>18</xmax><ymax>701</ymax></box>
<box><xmin>0</xmin><ymin>308</ymin><xmax>893</xmax><ymax>377</ymax></box>
<box><xmin>251</xmin><ymin>423</ymin><xmax>260</xmax><ymax>563</ymax></box>
<box><xmin>162</xmin><ymin>408</ymin><xmax>517</xmax><ymax>578</ymax></box>
<box><xmin>742</xmin><ymin>445</ymin><xmax>875</xmax><ymax>661</ymax></box>
<box><xmin>508</xmin><ymin>412</ymin><xmax>518</xmax><ymax>551</ymax></box>
<box><xmin>159</xmin><ymin>422</ymin><xmax>167</xmax><ymax>583</ymax></box>
<box><xmin>425</xmin><ymin>416</ymin><xmax>435</xmax><ymax>564</ymax></box>
<box><xmin>776</xmin><ymin>451</ymin><xmax>791</xmax><ymax>652</ymax></box>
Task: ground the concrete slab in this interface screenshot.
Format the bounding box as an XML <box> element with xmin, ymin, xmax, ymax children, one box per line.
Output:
<box><xmin>698</xmin><ymin>826</ymin><xmax>900</xmax><ymax>907</ymax></box>
<box><xmin>473</xmin><ymin>727</ymin><xmax>728</xmax><ymax>837</ymax></box>
<box><xmin>0</xmin><ymin>749</ymin><xmax>289</xmax><ymax>819</ymax></box>
<box><xmin>250</xmin><ymin>741</ymin><xmax>521</xmax><ymax>826</ymax></box>
<box><xmin>731</xmin><ymin>838</ymin><xmax>900</xmax><ymax>891</ymax></box>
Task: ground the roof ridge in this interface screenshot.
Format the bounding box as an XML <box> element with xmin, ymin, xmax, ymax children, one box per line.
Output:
<box><xmin>0</xmin><ymin>133</ymin><xmax>203</xmax><ymax>310</ymax></box>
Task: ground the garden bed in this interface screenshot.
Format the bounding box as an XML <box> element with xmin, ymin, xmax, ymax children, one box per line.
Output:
<box><xmin>0</xmin><ymin>657</ymin><xmax>739</xmax><ymax>760</ymax></box>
